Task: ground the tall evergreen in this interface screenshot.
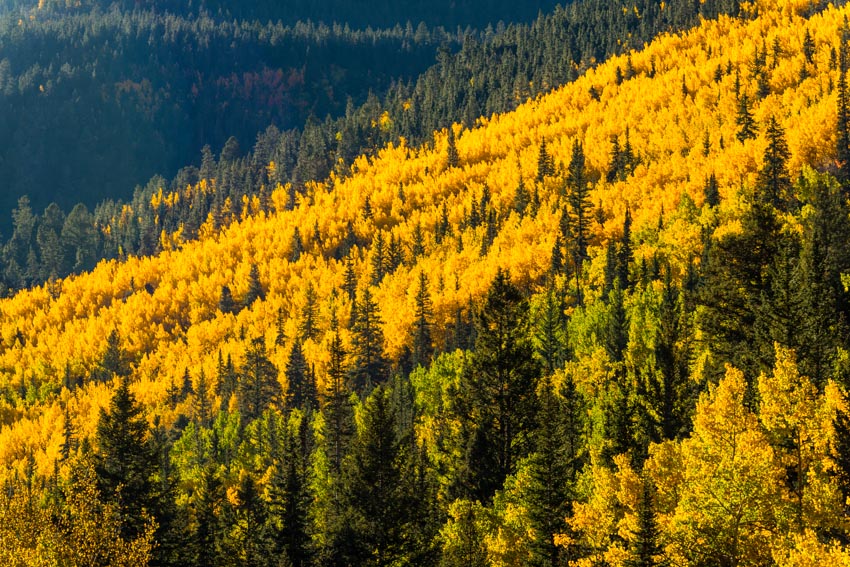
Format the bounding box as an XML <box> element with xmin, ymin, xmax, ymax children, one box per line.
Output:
<box><xmin>339</xmin><ymin>385</ymin><xmax>424</xmax><ymax>567</ymax></box>
<box><xmin>458</xmin><ymin>269</ymin><xmax>541</xmax><ymax>502</ymax></box>
<box><xmin>237</xmin><ymin>337</ymin><xmax>281</xmax><ymax>422</ymax></box>
<box><xmin>244</xmin><ymin>263</ymin><xmax>265</xmax><ymax>307</ymax></box>
<box><xmin>411</xmin><ymin>270</ymin><xmax>435</xmax><ymax>369</ymax></box>
<box><xmin>446</xmin><ymin>127</ymin><xmax>460</xmax><ymax>169</ymax></box>
<box><xmin>757</xmin><ymin>116</ymin><xmax>792</xmax><ymax>211</ymax></box>
<box><xmin>625</xmin><ymin>478</ymin><xmax>668</xmax><ymax>567</ymax></box>
<box><xmin>735</xmin><ymin>93</ymin><xmax>757</xmax><ymax>142</ymax></box>
<box><xmin>94</xmin><ymin>375</ymin><xmax>158</xmax><ymax>541</ymax></box>
<box><xmin>536</xmin><ymin>137</ymin><xmax>555</xmax><ymax>183</ymax></box>
<box><xmin>350</xmin><ymin>287</ymin><xmax>389</xmax><ymax>392</ymax></box>
<box><xmin>300</xmin><ymin>283</ymin><xmax>319</xmax><ymax>342</ymax></box>
<box><xmin>286</xmin><ymin>341</ymin><xmax>318</xmax><ymax>410</ymax></box>
<box><xmin>99</xmin><ymin>329</ymin><xmax>131</xmax><ymax>381</ymax></box>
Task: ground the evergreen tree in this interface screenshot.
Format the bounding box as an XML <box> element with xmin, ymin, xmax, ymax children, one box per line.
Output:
<box><xmin>300</xmin><ymin>283</ymin><xmax>319</xmax><ymax>342</ymax></box>
<box><xmin>704</xmin><ymin>173</ymin><xmax>720</xmax><ymax>208</ymax></box>
<box><xmin>291</xmin><ymin>227</ymin><xmax>304</xmax><ymax>263</ymax></box>
<box><xmin>219</xmin><ymin>284</ymin><xmax>237</xmax><ymax>315</ymax></box>
<box><xmin>193</xmin><ymin>368</ymin><xmax>213</xmax><ymax>428</ymax></box>
<box><xmin>99</xmin><ymin>329</ymin><xmax>131</xmax><ymax>381</ymax></box>
<box><xmin>286</xmin><ymin>341</ymin><xmax>318</xmax><ymax>410</ymax></box>
<box><xmin>94</xmin><ymin>375</ymin><xmax>158</xmax><ymax>541</ymax></box>
<box><xmin>237</xmin><ymin>337</ymin><xmax>281</xmax><ymax>422</ymax></box>
<box><xmin>525</xmin><ymin>376</ymin><xmax>585</xmax><ymax>567</ymax></box>
<box><xmin>244</xmin><ymin>263</ymin><xmax>265</xmax><ymax>307</ymax></box>
<box><xmin>350</xmin><ymin>287</ymin><xmax>389</xmax><ymax>392</ymax></box>
<box><xmin>446</xmin><ymin>127</ymin><xmax>459</xmax><ymax>169</ymax></box>
<box><xmin>459</xmin><ymin>269</ymin><xmax>541</xmax><ymax>502</ymax></box>
<box><xmin>757</xmin><ymin>116</ymin><xmax>792</xmax><ymax>210</ymax></box>
<box><xmin>536</xmin><ymin>137</ymin><xmax>555</xmax><ymax>183</ymax></box>
<box><xmin>735</xmin><ymin>93</ymin><xmax>757</xmax><ymax>142</ymax></box>
<box><xmin>534</xmin><ymin>281</ymin><xmax>567</xmax><ymax>375</ymax></box>
<box><xmin>625</xmin><ymin>478</ymin><xmax>668</xmax><ymax>567</ymax></box>
<box><xmin>411</xmin><ymin>270</ymin><xmax>435</xmax><ymax>369</ymax></box>
<box><xmin>340</xmin><ymin>385</ymin><xmax>423</xmax><ymax>567</ymax></box>
<box><xmin>567</xmin><ymin>140</ymin><xmax>592</xmax><ymax>264</ymax></box>
<box><xmin>269</xmin><ymin>418</ymin><xmax>312</xmax><ymax>567</ymax></box>
<box><xmin>193</xmin><ymin>464</ymin><xmax>224</xmax><ymax>567</ymax></box>
<box><xmin>221</xmin><ymin>473</ymin><xmax>275</xmax><ymax>566</ymax></box>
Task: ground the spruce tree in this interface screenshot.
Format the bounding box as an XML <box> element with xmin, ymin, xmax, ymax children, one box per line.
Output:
<box><xmin>219</xmin><ymin>285</ymin><xmax>237</xmax><ymax>315</ymax></box>
<box><xmin>299</xmin><ymin>283</ymin><xmax>318</xmax><ymax>342</ymax></box>
<box><xmin>625</xmin><ymin>478</ymin><xmax>668</xmax><ymax>567</ymax></box>
<box><xmin>536</xmin><ymin>137</ymin><xmax>555</xmax><ymax>183</ymax></box>
<box><xmin>94</xmin><ymin>375</ymin><xmax>158</xmax><ymax>541</ymax></box>
<box><xmin>237</xmin><ymin>337</ymin><xmax>281</xmax><ymax>422</ymax></box>
<box><xmin>459</xmin><ymin>269</ymin><xmax>541</xmax><ymax>502</ymax></box>
<box><xmin>291</xmin><ymin>227</ymin><xmax>304</xmax><ymax>262</ymax></box>
<box><xmin>286</xmin><ymin>341</ymin><xmax>318</xmax><ymax>410</ymax></box>
<box><xmin>100</xmin><ymin>329</ymin><xmax>130</xmax><ymax>381</ymax></box>
<box><xmin>735</xmin><ymin>93</ymin><xmax>757</xmax><ymax>142</ymax></box>
<box><xmin>243</xmin><ymin>263</ymin><xmax>265</xmax><ymax>307</ymax></box>
<box><xmin>446</xmin><ymin>127</ymin><xmax>459</xmax><ymax>169</ymax></box>
<box><xmin>411</xmin><ymin>270</ymin><xmax>435</xmax><ymax>369</ymax></box>
<box><xmin>757</xmin><ymin>116</ymin><xmax>792</xmax><ymax>211</ymax></box>
<box><xmin>350</xmin><ymin>287</ymin><xmax>389</xmax><ymax>392</ymax></box>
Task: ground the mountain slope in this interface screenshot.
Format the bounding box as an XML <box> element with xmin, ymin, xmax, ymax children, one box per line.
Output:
<box><xmin>0</xmin><ymin>0</ymin><xmax>838</xmax><ymax>471</ymax></box>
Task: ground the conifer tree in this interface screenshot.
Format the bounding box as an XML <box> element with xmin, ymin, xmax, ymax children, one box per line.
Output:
<box><xmin>757</xmin><ymin>116</ymin><xmax>792</xmax><ymax>211</ymax></box>
<box><xmin>536</xmin><ymin>137</ymin><xmax>555</xmax><ymax>183</ymax></box>
<box><xmin>243</xmin><ymin>263</ymin><xmax>265</xmax><ymax>307</ymax></box>
<box><xmin>219</xmin><ymin>284</ymin><xmax>237</xmax><ymax>315</ymax></box>
<box><xmin>100</xmin><ymin>329</ymin><xmax>130</xmax><ymax>381</ymax></box>
<box><xmin>446</xmin><ymin>127</ymin><xmax>459</xmax><ymax>169</ymax></box>
<box><xmin>340</xmin><ymin>385</ymin><xmax>422</xmax><ymax>567</ymax></box>
<box><xmin>269</xmin><ymin>419</ymin><xmax>312</xmax><ymax>567</ymax></box>
<box><xmin>193</xmin><ymin>368</ymin><xmax>213</xmax><ymax>428</ymax></box>
<box><xmin>350</xmin><ymin>287</ymin><xmax>389</xmax><ymax>392</ymax></box>
<box><xmin>567</xmin><ymin>141</ymin><xmax>593</xmax><ymax>299</ymax></box>
<box><xmin>300</xmin><ymin>283</ymin><xmax>318</xmax><ymax>342</ymax></box>
<box><xmin>735</xmin><ymin>93</ymin><xmax>757</xmax><ymax>142</ymax></box>
<box><xmin>286</xmin><ymin>341</ymin><xmax>318</xmax><ymax>410</ymax></box>
<box><xmin>291</xmin><ymin>227</ymin><xmax>304</xmax><ymax>263</ymax></box>
<box><xmin>237</xmin><ymin>337</ymin><xmax>281</xmax><ymax>422</ymax></box>
<box><xmin>459</xmin><ymin>269</ymin><xmax>541</xmax><ymax>502</ymax></box>
<box><xmin>625</xmin><ymin>478</ymin><xmax>668</xmax><ymax>567</ymax></box>
<box><xmin>94</xmin><ymin>375</ymin><xmax>158</xmax><ymax>541</ymax></box>
<box><xmin>411</xmin><ymin>271</ymin><xmax>435</xmax><ymax>369</ymax></box>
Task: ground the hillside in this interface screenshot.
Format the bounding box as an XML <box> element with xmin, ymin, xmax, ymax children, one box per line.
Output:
<box><xmin>3</xmin><ymin>0</ymin><xmax>850</xmax><ymax>565</ymax></box>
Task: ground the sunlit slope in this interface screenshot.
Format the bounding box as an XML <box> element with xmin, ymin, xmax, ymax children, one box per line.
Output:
<box><xmin>0</xmin><ymin>0</ymin><xmax>839</xmax><ymax>473</ymax></box>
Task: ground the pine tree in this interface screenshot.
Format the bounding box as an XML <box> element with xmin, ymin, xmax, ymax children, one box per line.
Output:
<box><xmin>625</xmin><ymin>478</ymin><xmax>668</xmax><ymax>567</ymax></box>
<box><xmin>735</xmin><ymin>93</ymin><xmax>757</xmax><ymax>142</ymax></box>
<box><xmin>193</xmin><ymin>368</ymin><xmax>213</xmax><ymax>428</ymax></box>
<box><xmin>243</xmin><ymin>263</ymin><xmax>265</xmax><ymax>307</ymax></box>
<box><xmin>350</xmin><ymin>287</ymin><xmax>389</xmax><ymax>392</ymax></box>
<box><xmin>459</xmin><ymin>269</ymin><xmax>541</xmax><ymax>502</ymax></box>
<box><xmin>340</xmin><ymin>385</ymin><xmax>422</xmax><ymax>567</ymax></box>
<box><xmin>534</xmin><ymin>281</ymin><xmax>566</xmax><ymax>375</ymax></box>
<box><xmin>291</xmin><ymin>227</ymin><xmax>304</xmax><ymax>262</ymax></box>
<box><xmin>94</xmin><ymin>375</ymin><xmax>158</xmax><ymax>541</ymax></box>
<box><xmin>446</xmin><ymin>127</ymin><xmax>459</xmax><ymax>169</ymax></box>
<box><xmin>216</xmin><ymin>350</ymin><xmax>238</xmax><ymax>411</ymax></box>
<box><xmin>219</xmin><ymin>284</ymin><xmax>237</xmax><ymax>314</ymax></box>
<box><xmin>300</xmin><ymin>283</ymin><xmax>318</xmax><ymax>342</ymax></box>
<box><xmin>525</xmin><ymin>376</ymin><xmax>585</xmax><ymax>567</ymax></box>
<box><xmin>757</xmin><ymin>116</ymin><xmax>792</xmax><ymax>211</ymax></box>
<box><xmin>99</xmin><ymin>329</ymin><xmax>130</xmax><ymax>381</ymax></box>
<box><xmin>193</xmin><ymin>464</ymin><xmax>224</xmax><ymax>567</ymax></box>
<box><xmin>237</xmin><ymin>337</ymin><xmax>281</xmax><ymax>422</ymax></box>
<box><xmin>286</xmin><ymin>341</ymin><xmax>318</xmax><ymax>410</ymax></box>
<box><xmin>371</xmin><ymin>232</ymin><xmax>387</xmax><ymax>285</ymax></box>
<box><xmin>567</xmin><ymin>140</ymin><xmax>593</xmax><ymax>283</ymax></box>
<box><xmin>411</xmin><ymin>271</ymin><xmax>434</xmax><ymax>369</ymax></box>
<box><xmin>536</xmin><ymin>137</ymin><xmax>555</xmax><ymax>183</ymax></box>
<box><xmin>323</xmin><ymin>325</ymin><xmax>355</xmax><ymax>475</ymax></box>
<box><xmin>704</xmin><ymin>173</ymin><xmax>720</xmax><ymax>208</ymax></box>
<box><xmin>269</xmin><ymin>419</ymin><xmax>312</xmax><ymax>567</ymax></box>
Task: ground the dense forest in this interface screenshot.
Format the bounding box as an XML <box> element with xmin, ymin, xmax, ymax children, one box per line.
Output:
<box><xmin>6</xmin><ymin>0</ymin><xmax>850</xmax><ymax>566</ymax></box>
<box><xmin>0</xmin><ymin>0</ymin><xmax>739</xmax><ymax>293</ymax></box>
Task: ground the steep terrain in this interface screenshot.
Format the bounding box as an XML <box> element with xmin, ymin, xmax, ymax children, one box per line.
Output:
<box><xmin>3</xmin><ymin>0</ymin><xmax>850</xmax><ymax>565</ymax></box>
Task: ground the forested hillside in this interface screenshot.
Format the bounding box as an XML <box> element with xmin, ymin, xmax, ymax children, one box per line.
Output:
<box><xmin>0</xmin><ymin>0</ymin><xmax>739</xmax><ymax>293</ymax></box>
<box><xmin>5</xmin><ymin>0</ymin><xmax>850</xmax><ymax>566</ymax></box>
